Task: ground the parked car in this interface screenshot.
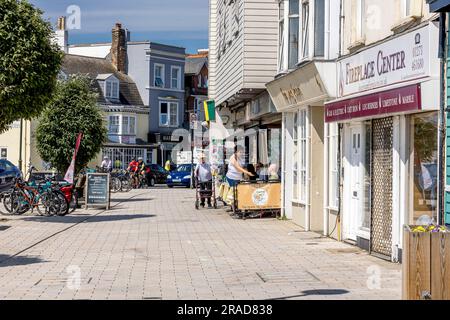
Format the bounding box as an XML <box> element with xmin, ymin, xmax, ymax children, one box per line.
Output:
<box><xmin>166</xmin><ymin>164</ymin><xmax>193</xmax><ymax>188</ymax></box>
<box><xmin>0</xmin><ymin>159</ymin><xmax>22</xmax><ymax>192</ymax></box>
<box><xmin>146</xmin><ymin>163</ymin><xmax>169</xmax><ymax>186</ymax></box>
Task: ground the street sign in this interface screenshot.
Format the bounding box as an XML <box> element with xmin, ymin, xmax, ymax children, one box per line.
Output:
<box><xmin>190</xmin><ymin>113</ymin><xmax>198</xmax><ymax>130</ymax></box>
<box><xmin>85</xmin><ymin>173</ymin><xmax>110</xmax><ymax>210</ymax></box>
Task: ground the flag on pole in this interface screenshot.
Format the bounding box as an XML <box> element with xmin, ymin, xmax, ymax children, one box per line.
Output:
<box><xmin>64</xmin><ymin>133</ymin><xmax>83</xmax><ymax>184</ymax></box>
<box><xmin>203</xmin><ymin>100</ymin><xmax>216</xmax><ymax>122</ymax></box>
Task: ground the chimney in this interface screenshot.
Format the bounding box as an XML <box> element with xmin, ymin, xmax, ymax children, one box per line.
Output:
<box><xmin>55</xmin><ymin>16</ymin><xmax>68</xmax><ymax>53</ymax></box>
<box><xmin>111</xmin><ymin>23</ymin><xmax>127</xmax><ymax>73</ymax></box>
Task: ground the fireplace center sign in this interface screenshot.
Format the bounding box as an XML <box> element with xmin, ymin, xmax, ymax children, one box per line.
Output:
<box><xmin>338</xmin><ymin>24</ymin><xmax>435</xmax><ymax>97</ymax></box>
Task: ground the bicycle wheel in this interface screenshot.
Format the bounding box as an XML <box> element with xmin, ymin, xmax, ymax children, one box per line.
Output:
<box><xmin>37</xmin><ymin>191</ymin><xmax>60</xmax><ymax>216</ymax></box>
<box><xmin>0</xmin><ymin>192</ymin><xmax>15</xmax><ymax>216</ymax></box>
<box><xmin>111</xmin><ymin>177</ymin><xmax>122</xmax><ymax>193</ymax></box>
<box><xmin>55</xmin><ymin>191</ymin><xmax>69</xmax><ymax>216</ymax></box>
<box><xmin>9</xmin><ymin>190</ymin><xmax>30</xmax><ymax>215</ymax></box>
<box><xmin>121</xmin><ymin>178</ymin><xmax>132</xmax><ymax>192</ymax></box>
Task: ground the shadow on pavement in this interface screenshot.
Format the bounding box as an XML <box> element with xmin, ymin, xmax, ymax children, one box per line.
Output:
<box><xmin>21</xmin><ymin>214</ymin><xmax>157</xmax><ymax>224</ymax></box>
<box><xmin>111</xmin><ymin>198</ymin><xmax>154</xmax><ymax>203</ymax></box>
<box><xmin>0</xmin><ymin>254</ymin><xmax>46</xmax><ymax>268</ymax></box>
<box><xmin>270</xmin><ymin>289</ymin><xmax>350</xmax><ymax>300</ymax></box>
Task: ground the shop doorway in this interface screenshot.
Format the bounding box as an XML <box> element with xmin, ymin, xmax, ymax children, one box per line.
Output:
<box><xmin>343</xmin><ymin>123</ymin><xmax>369</xmax><ymax>242</ymax></box>
<box><xmin>371</xmin><ymin>117</ymin><xmax>394</xmax><ymax>259</ymax></box>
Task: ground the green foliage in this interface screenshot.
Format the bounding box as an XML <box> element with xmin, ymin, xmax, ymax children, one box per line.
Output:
<box><xmin>36</xmin><ymin>76</ymin><xmax>107</xmax><ymax>174</ymax></box>
<box><xmin>0</xmin><ymin>0</ymin><xmax>63</xmax><ymax>132</ymax></box>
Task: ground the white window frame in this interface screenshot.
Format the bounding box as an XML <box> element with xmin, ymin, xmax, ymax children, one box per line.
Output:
<box><xmin>108</xmin><ymin>115</ymin><xmax>120</xmax><ymax>134</ymax></box>
<box><xmin>300</xmin><ymin>0</ymin><xmax>310</xmax><ymax>61</ymax></box>
<box><xmin>327</xmin><ymin>123</ymin><xmax>339</xmax><ymax>210</ymax></box>
<box><xmin>278</xmin><ymin>0</ymin><xmax>287</xmax><ymax>72</ymax></box>
<box><xmin>292</xmin><ymin>107</ymin><xmax>310</xmax><ymax>204</ymax></box>
<box><xmin>121</xmin><ymin>115</ymin><xmax>136</xmax><ymax>135</ymax></box>
<box><xmin>356</xmin><ymin>0</ymin><xmax>365</xmax><ymax>40</ymax></box>
<box><xmin>0</xmin><ymin>147</ymin><xmax>7</xmax><ymax>160</ymax></box>
<box><xmin>105</xmin><ymin>80</ymin><xmax>119</xmax><ymax>99</ymax></box>
<box><xmin>402</xmin><ymin>0</ymin><xmax>411</xmax><ymax>17</ymax></box>
<box><xmin>154</xmin><ymin>63</ymin><xmax>165</xmax><ymax>88</ymax></box>
<box><xmin>159</xmin><ymin>101</ymin><xmax>179</xmax><ymax>127</ymax></box>
<box><xmin>171</xmin><ymin>66</ymin><xmax>181</xmax><ymax>89</ymax></box>
<box><xmin>288</xmin><ymin>0</ymin><xmax>300</xmax><ymax>69</ymax></box>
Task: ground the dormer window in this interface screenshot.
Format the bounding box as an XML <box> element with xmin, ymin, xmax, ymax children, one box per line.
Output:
<box><xmin>105</xmin><ymin>80</ymin><xmax>119</xmax><ymax>99</ymax></box>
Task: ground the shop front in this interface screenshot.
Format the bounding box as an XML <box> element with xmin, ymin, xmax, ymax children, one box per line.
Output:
<box><xmin>325</xmin><ymin>22</ymin><xmax>440</xmax><ymax>262</ymax></box>
<box><xmin>266</xmin><ymin>61</ymin><xmax>337</xmax><ymax>232</ymax></box>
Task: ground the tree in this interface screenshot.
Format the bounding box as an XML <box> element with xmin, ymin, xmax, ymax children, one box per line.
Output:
<box><xmin>0</xmin><ymin>0</ymin><xmax>63</xmax><ymax>132</ymax></box>
<box><xmin>36</xmin><ymin>76</ymin><xmax>107</xmax><ymax>174</ymax></box>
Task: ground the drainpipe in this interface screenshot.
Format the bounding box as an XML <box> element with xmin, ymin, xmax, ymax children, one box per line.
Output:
<box><xmin>18</xmin><ymin>119</ymin><xmax>23</xmax><ymax>175</ymax></box>
<box><xmin>438</xmin><ymin>12</ymin><xmax>446</xmax><ymax>226</ymax></box>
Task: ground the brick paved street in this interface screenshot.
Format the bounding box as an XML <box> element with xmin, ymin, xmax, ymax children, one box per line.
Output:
<box><xmin>0</xmin><ymin>187</ymin><xmax>401</xmax><ymax>300</ymax></box>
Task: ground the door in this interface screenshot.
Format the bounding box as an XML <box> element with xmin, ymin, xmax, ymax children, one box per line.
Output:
<box><xmin>344</xmin><ymin>125</ymin><xmax>364</xmax><ymax>241</ymax></box>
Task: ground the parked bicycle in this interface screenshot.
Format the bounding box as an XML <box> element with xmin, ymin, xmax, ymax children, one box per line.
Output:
<box><xmin>3</xmin><ymin>177</ymin><xmax>66</xmax><ymax>216</ymax></box>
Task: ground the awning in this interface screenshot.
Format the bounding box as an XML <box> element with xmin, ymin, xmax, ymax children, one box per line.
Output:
<box><xmin>266</xmin><ymin>61</ymin><xmax>337</xmax><ymax>112</ymax></box>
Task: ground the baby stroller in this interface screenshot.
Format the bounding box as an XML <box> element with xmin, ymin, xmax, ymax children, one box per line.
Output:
<box><xmin>195</xmin><ymin>176</ymin><xmax>217</xmax><ymax>210</ymax></box>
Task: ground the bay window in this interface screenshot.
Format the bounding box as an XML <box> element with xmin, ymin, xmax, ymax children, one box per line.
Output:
<box><xmin>122</xmin><ymin>116</ymin><xmax>136</xmax><ymax>135</ymax></box>
<box><xmin>278</xmin><ymin>0</ymin><xmax>286</xmax><ymax>71</ymax></box>
<box><xmin>160</xmin><ymin>101</ymin><xmax>179</xmax><ymax>127</ymax></box>
<box><xmin>301</xmin><ymin>0</ymin><xmax>309</xmax><ymax>59</ymax></box>
<box><xmin>288</xmin><ymin>0</ymin><xmax>299</xmax><ymax>69</ymax></box>
<box><xmin>314</xmin><ymin>0</ymin><xmax>325</xmax><ymax>57</ymax></box>
<box><xmin>108</xmin><ymin>115</ymin><xmax>120</xmax><ymax>134</ymax></box>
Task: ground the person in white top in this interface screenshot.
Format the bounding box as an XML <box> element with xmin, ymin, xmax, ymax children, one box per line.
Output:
<box><xmin>101</xmin><ymin>156</ymin><xmax>112</xmax><ymax>172</ymax></box>
<box><xmin>226</xmin><ymin>146</ymin><xmax>254</xmax><ymax>187</ymax></box>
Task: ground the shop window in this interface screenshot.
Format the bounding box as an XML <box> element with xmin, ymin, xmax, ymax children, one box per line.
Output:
<box><xmin>293</xmin><ymin>112</ymin><xmax>299</xmax><ymax>200</ymax></box>
<box><xmin>298</xmin><ymin>109</ymin><xmax>308</xmax><ymax>202</ymax></box>
<box><xmin>411</xmin><ymin>112</ymin><xmax>438</xmax><ymax>224</ymax></box>
<box><xmin>327</xmin><ymin>123</ymin><xmax>339</xmax><ymax>209</ymax></box>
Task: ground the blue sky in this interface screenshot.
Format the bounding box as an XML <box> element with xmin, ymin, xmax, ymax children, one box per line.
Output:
<box><xmin>29</xmin><ymin>0</ymin><xmax>208</xmax><ymax>54</ymax></box>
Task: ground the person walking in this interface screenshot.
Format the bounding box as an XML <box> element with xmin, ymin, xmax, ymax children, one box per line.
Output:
<box><xmin>195</xmin><ymin>154</ymin><xmax>213</xmax><ymax>208</ymax></box>
<box><xmin>165</xmin><ymin>159</ymin><xmax>172</xmax><ymax>172</ymax></box>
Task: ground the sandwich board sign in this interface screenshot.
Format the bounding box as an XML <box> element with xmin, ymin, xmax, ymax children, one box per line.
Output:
<box><xmin>85</xmin><ymin>173</ymin><xmax>110</xmax><ymax>210</ymax></box>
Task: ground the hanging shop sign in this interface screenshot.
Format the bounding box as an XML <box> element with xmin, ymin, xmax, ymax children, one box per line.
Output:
<box><xmin>338</xmin><ymin>24</ymin><xmax>437</xmax><ymax>97</ymax></box>
<box><xmin>325</xmin><ymin>84</ymin><xmax>421</xmax><ymax>123</ymax></box>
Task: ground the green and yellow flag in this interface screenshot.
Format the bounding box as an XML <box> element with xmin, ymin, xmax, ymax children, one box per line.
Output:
<box><xmin>204</xmin><ymin>100</ymin><xmax>216</xmax><ymax>122</ymax></box>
